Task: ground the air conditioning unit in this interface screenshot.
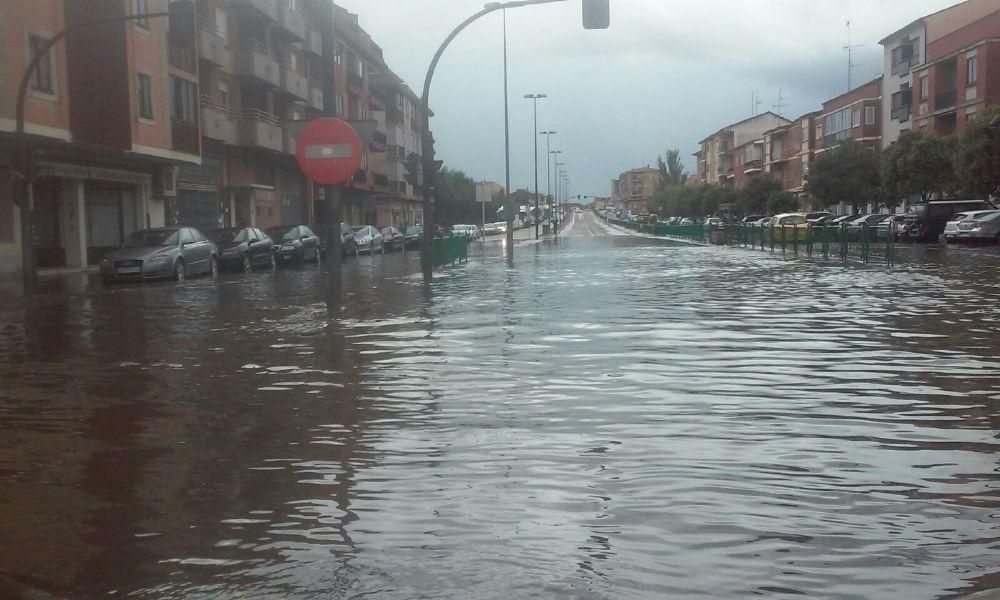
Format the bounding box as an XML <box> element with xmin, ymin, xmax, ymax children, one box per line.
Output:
<box><xmin>154</xmin><ymin>166</ymin><xmax>177</xmax><ymax>197</ymax></box>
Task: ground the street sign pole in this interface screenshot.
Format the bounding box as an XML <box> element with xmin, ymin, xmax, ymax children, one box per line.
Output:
<box><xmin>325</xmin><ymin>185</ymin><xmax>342</xmax><ymax>310</ymax></box>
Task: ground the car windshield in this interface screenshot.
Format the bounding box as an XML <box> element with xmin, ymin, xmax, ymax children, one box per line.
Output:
<box><xmin>354</xmin><ymin>227</ymin><xmax>368</xmax><ymax>235</ymax></box>
<box><xmin>975</xmin><ymin>211</ymin><xmax>1000</xmax><ymax>221</ymax></box>
<box><xmin>406</xmin><ymin>226</ymin><xmax>422</xmax><ymax>235</ymax></box>
<box><xmin>123</xmin><ymin>229</ymin><xmax>178</xmax><ymax>248</ymax></box>
<box><xmin>209</xmin><ymin>229</ymin><xmax>247</xmax><ymax>244</ymax></box>
<box><xmin>267</xmin><ymin>227</ymin><xmax>298</xmax><ymax>241</ymax></box>
<box><xmin>951</xmin><ymin>213</ymin><xmax>970</xmax><ymax>222</ymax></box>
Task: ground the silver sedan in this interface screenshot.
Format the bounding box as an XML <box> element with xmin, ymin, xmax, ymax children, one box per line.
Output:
<box><xmin>954</xmin><ymin>210</ymin><xmax>1000</xmax><ymax>243</ymax></box>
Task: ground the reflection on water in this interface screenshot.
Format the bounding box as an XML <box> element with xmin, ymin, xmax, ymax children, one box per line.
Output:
<box><xmin>0</xmin><ymin>230</ymin><xmax>998</xmax><ymax>599</ymax></box>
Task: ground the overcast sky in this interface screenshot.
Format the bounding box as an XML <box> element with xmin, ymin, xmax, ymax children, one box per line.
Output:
<box><xmin>335</xmin><ymin>0</ymin><xmax>957</xmax><ymax>200</ymax></box>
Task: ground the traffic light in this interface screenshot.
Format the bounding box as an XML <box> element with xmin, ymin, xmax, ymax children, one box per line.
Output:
<box><xmin>582</xmin><ymin>0</ymin><xmax>610</xmax><ymax>30</ymax></box>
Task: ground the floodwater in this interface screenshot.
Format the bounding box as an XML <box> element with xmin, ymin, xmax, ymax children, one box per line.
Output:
<box><xmin>1</xmin><ymin>211</ymin><xmax>998</xmax><ymax>599</ymax></box>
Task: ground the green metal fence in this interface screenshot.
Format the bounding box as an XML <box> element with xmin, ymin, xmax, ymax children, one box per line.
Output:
<box><xmin>597</xmin><ymin>212</ymin><xmax>894</xmax><ymax>266</ymax></box>
<box><xmin>432</xmin><ymin>235</ymin><xmax>470</xmax><ymax>268</ymax></box>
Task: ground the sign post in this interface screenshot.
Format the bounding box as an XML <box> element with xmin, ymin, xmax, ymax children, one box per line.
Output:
<box><xmin>295</xmin><ymin>118</ymin><xmax>362</xmax><ymax>314</ymax></box>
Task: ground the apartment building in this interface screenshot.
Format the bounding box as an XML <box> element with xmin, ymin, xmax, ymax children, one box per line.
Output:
<box><xmin>695</xmin><ymin>112</ymin><xmax>790</xmax><ymax>187</ymax></box>
<box><xmin>880</xmin><ymin>0</ymin><xmax>1000</xmax><ymax>147</ymax></box>
<box><xmin>911</xmin><ymin>8</ymin><xmax>1000</xmax><ymax>136</ymax></box>
<box><xmin>0</xmin><ymin>0</ymin><xmax>201</xmax><ymax>273</ymax></box>
<box><xmin>370</xmin><ymin>71</ymin><xmax>427</xmax><ymax>228</ymax></box>
<box><xmin>817</xmin><ymin>76</ymin><xmax>883</xmax><ymax>152</ymax></box>
<box><xmin>612</xmin><ymin>167</ymin><xmax>659</xmax><ymax>215</ymax></box>
<box><xmin>762</xmin><ymin>111</ymin><xmax>820</xmax><ymax>198</ymax></box>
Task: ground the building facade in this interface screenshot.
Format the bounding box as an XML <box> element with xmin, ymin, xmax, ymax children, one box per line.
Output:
<box><xmin>911</xmin><ymin>8</ymin><xmax>1000</xmax><ymax>136</ymax></box>
<box><xmin>1</xmin><ymin>0</ymin><xmax>430</xmax><ymax>275</ymax></box>
<box><xmin>762</xmin><ymin>111</ymin><xmax>820</xmax><ymax>199</ymax></box>
<box><xmin>695</xmin><ymin>112</ymin><xmax>791</xmax><ymax>187</ymax></box>
<box><xmin>612</xmin><ymin>167</ymin><xmax>659</xmax><ymax>215</ymax></box>
<box><xmin>817</xmin><ymin>76</ymin><xmax>883</xmax><ymax>152</ymax></box>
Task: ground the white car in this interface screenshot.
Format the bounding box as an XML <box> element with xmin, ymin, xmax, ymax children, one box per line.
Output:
<box><xmin>353</xmin><ymin>225</ymin><xmax>384</xmax><ymax>253</ymax></box>
<box><xmin>943</xmin><ymin>210</ymin><xmax>996</xmax><ymax>242</ymax></box>
<box><xmin>451</xmin><ymin>225</ymin><xmax>480</xmax><ymax>239</ymax></box>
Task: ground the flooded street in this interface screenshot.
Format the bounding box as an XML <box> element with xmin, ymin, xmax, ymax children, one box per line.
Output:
<box><xmin>1</xmin><ymin>212</ymin><xmax>998</xmax><ymax>599</ymax></box>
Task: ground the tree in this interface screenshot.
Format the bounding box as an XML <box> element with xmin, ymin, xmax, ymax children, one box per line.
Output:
<box><xmin>657</xmin><ymin>149</ymin><xmax>687</xmax><ymax>189</ymax></box>
<box><xmin>701</xmin><ymin>186</ymin><xmax>737</xmax><ymax>217</ymax></box>
<box><xmin>881</xmin><ymin>130</ymin><xmax>957</xmax><ymax>204</ymax></box>
<box><xmin>738</xmin><ymin>176</ymin><xmax>783</xmax><ymax>215</ymax></box>
<box><xmin>954</xmin><ymin>106</ymin><xmax>1000</xmax><ymax>200</ymax></box>
<box><xmin>434</xmin><ymin>167</ymin><xmax>502</xmax><ymax>225</ymax></box>
<box><xmin>805</xmin><ymin>140</ymin><xmax>881</xmax><ymax>213</ymax></box>
<box><xmin>767</xmin><ymin>190</ymin><xmax>800</xmax><ymax>214</ymax></box>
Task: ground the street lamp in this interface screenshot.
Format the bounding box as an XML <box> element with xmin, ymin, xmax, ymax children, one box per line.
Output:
<box><xmin>540</xmin><ymin>131</ymin><xmax>556</xmax><ymax>229</ymax></box>
<box><xmin>524</xmin><ymin>93</ymin><xmax>546</xmax><ymax>238</ymax></box>
<box><xmin>550</xmin><ymin>149</ymin><xmax>562</xmax><ymax>230</ymax></box>
<box><xmin>555</xmin><ymin>161</ymin><xmax>565</xmax><ymax>226</ymax></box>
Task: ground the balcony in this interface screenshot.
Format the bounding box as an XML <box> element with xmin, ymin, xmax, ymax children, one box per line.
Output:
<box><xmin>201</xmin><ymin>95</ymin><xmax>238</xmax><ymax>144</ymax></box>
<box><xmin>307</xmin><ymin>80</ymin><xmax>323</xmax><ymax>111</ymax></box>
<box><xmin>891</xmin><ymin>56</ymin><xmax>917</xmax><ymax>77</ymax></box>
<box><xmin>239</xmin><ymin>109</ymin><xmax>283</xmax><ymax>152</ymax></box>
<box><xmin>305</xmin><ymin>27</ymin><xmax>323</xmax><ymax>55</ymax></box>
<box><xmin>275</xmin><ymin>1</ymin><xmax>306</xmax><ymax>41</ymax></box>
<box><xmin>168</xmin><ymin>44</ymin><xmax>196</xmax><ymax>74</ymax></box>
<box><xmin>278</xmin><ymin>65</ymin><xmax>308</xmax><ymax>100</ymax></box>
<box><xmin>743</xmin><ymin>159</ymin><xmax>763</xmax><ymax>174</ymax></box>
<box><xmin>372</xmin><ymin>173</ymin><xmax>389</xmax><ymax>188</ymax></box>
<box><xmin>353</xmin><ymin>169</ymin><xmax>368</xmax><ymax>185</ymax></box>
<box><xmin>347</xmin><ymin>71</ymin><xmax>364</xmax><ymax>91</ymax></box>
<box><xmin>197</xmin><ymin>18</ymin><xmax>231</xmax><ymax>70</ymax></box>
<box><xmin>171</xmin><ymin>118</ymin><xmax>200</xmax><ymax>155</ymax></box>
<box><xmin>235</xmin><ymin>39</ymin><xmax>280</xmax><ymax>87</ymax></box>
<box><xmin>935</xmin><ymin>90</ymin><xmax>956</xmax><ymax>110</ymax></box>
<box><xmin>386</xmin><ymin>106</ymin><xmax>403</xmax><ymax>124</ymax></box>
<box><xmin>283</xmin><ymin>126</ymin><xmax>297</xmax><ymax>156</ymax></box>
<box><xmin>232</xmin><ymin>0</ymin><xmax>277</xmax><ymax>22</ymax></box>
<box><xmin>370</xmin><ymin>130</ymin><xmax>387</xmax><ymax>153</ymax></box>
<box><xmin>891</xmin><ymin>104</ymin><xmax>912</xmax><ymax>122</ymax></box>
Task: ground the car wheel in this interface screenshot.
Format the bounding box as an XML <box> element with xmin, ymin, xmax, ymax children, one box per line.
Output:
<box><xmin>210</xmin><ymin>257</ymin><xmax>219</xmax><ymax>279</ymax></box>
<box><xmin>174</xmin><ymin>260</ymin><xmax>186</xmax><ymax>282</ymax></box>
<box><xmin>241</xmin><ymin>254</ymin><xmax>252</xmax><ymax>274</ymax></box>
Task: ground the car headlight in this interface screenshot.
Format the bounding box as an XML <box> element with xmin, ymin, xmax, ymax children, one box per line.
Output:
<box><xmin>148</xmin><ymin>254</ymin><xmax>171</xmax><ymax>264</ymax></box>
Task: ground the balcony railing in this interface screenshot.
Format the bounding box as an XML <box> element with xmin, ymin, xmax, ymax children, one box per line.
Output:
<box><xmin>239</xmin><ymin>109</ymin><xmax>282</xmax><ymax>152</ymax></box>
<box><xmin>233</xmin><ymin>0</ymin><xmax>277</xmax><ymax>22</ymax></box>
<box><xmin>307</xmin><ymin>80</ymin><xmax>323</xmax><ymax>111</ymax></box>
<box><xmin>305</xmin><ymin>27</ymin><xmax>323</xmax><ymax>55</ymax></box>
<box><xmin>891</xmin><ymin>104</ymin><xmax>912</xmax><ymax>122</ymax></box>
<box><xmin>347</xmin><ymin>71</ymin><xmax>364</xmax><ymax>89</ymax></box>
<box><xmin>236</xmin><ymin>39</ymin><xmax>280</xmax><ymax>87</ymax></box>
<box><xmin>278</xmin><ymin>64</ymin><xmax>308</xmax><ymax>100</ymax></box>
<box><xmin>276</xmin><ymin>1</ymin><xmax>306</xmax><ymax>40</ymax></box>
<box><xmin>200</xmin><ymin>94</ymin><xmax>238</xmax><ymax>144</ymax></box>
<box><xmin>935</xmin><ymin>90</ymin><xmax>956</xmax><ymax>110</ymax></box>
<box><xmin>171</xmin><ymin>118</ymin><xmax>200</xmax><ymax>155</ymax></box>
<box><xmin>743</xmin><ymin>159</ymin><xmax>763</xmax><ymax>172</ymax></box>
<box><xmin>197</xmin><ymin>17</ymin><xmax>230</xmax><ymax>70</ymax></box>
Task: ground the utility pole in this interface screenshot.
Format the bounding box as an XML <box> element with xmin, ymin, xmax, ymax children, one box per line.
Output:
<box><xmin>540</xmin><ymin>131</ymin><xmax>556</xmax><ymax>232</ymax></box>
<box><xmin>502</xmin><ymin>9</ymin><xmax>513</xmax><ymax>259</ymax></box>
<box><xmin>524</xmin><ymin>93</ymin><xmax>546</xmax><ymax>238</ymax></box>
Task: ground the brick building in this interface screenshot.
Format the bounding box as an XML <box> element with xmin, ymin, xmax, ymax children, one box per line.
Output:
<box><xmin>762</xmin><ymin>111</ymin><xmax>820</xmax><ymax>200</ymax></box>
<box><xmin>611</xmin><ymin>167</ymin><xmax>659</xmax><ymax>215</ymax></box>
<box><xmin>912</xmin><ymin>7</ymin><xmax>1000</xmax><ymax>136</ymax></box>
<box><xmin>694</xmin><ymin>112</ymin><xmax>790</xmax><ymax>187</ymax></box>
<box><xmin>817</xmin><ymin>76</ymin><xmax>883</xmax><ymax>152</ymax></box>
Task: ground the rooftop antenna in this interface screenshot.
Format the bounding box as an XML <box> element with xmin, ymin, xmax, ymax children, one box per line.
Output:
<box><xmin>751</xmin><ymin>90</ymin><xmax>763</xmax><ymax>116</ymax></box>
<box><xmin>844</xmin><ymin>20</ymin><xmax>864</xmax><ymax>91</ymax></box>
<box><xmin>773</xmin><ymin>88</ymin><xmax>787</xmax><ymax>116</ymax></box>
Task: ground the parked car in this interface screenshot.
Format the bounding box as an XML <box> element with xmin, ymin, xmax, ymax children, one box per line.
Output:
<box><xmin>876</xmin><ymin>215</ymin><xmax>907</xmax><ymax>240</ymax></box>
<box><xmin>771</xmin><ymin>213</ymin><xmax>809</xmax><ymax>227</ymax></box>
<box><xmin>381</xmin><ymin>226</ymin><xmax>405</xmax><ymax>251</ymax></box>
<box><xmin>954</xmin><ymin>210</ymin><xmax>1000</xmax><ymax>243</ymax></box>
<box><xmin>100</xmin><ymin>227</ymin><xmax>218</xmax><ymax>283</ymax></box>
<box><xmin>268</xmin><ymin>225</ymin><xmax>321</xmax><ymax>265</ymax></box>
<box><xmin>829</xmin><ymin>214</ymin><xmax>858</xmax><ymax>226</ymax></box>
<box><xmin>403</xmin><ymin>225</ymin><xmax>423</xmax><ymax>248</ymax></box>
<box><xmin>451</xmin><ymin>224</ymin><xmax>480</xmax><ymax>239</ymax></box>
<box><xmin>679</xmin><ymin>218</ymin><xmax>695</xmax><ymax>226</ymax></box>
<box><xmin>805</xmin><ymin>211</ymin><xmax>834</xmax><ymax>223</ymax></box>
<box><xmin>482</xmin><ymin>221</ymin><xmax>508</xmax><ymax>236</ymax></box>
<box><xmin>943</xmin><ymin>210</ymin><xmax>997</xmax><ymax>243</ymax></box>
<box><xmin>752</xmin><ymin>217</ymin><xmax>772</xmax><ymax>227</ymax></box>
<box><xmin>339</xmin><ymin>223</ymin><xmax>358</xmax><ymax>257</ymax></box>
<box><xmin>741</xmin><ymin>215</ymin><xmax>764</xmax><ymax>224</ymax></box>
<box><xmin>904</xmin><ymin>199</ymin><xmax>997</xmax><ymax>242</ymax></box>
<box><xmin>705</xmin><ymin>217</ymin><xmax>723</xmax><ymax>227</ymax></box>
<box><xmin>209</xmin><ymin>227</ymin><xmax>274</xmax><ymax>272</ymax></box>
<box><xmin>848</xmin><ymin>214</ymin><xmax>890</xmax><ymax>227</ymax></box>
<box><xmin>354</xmin><ymin>225</ymin><xmax>384</xmax><ymax>253</ymax></box>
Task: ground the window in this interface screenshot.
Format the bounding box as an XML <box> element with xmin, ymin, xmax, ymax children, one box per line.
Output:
<box><xmin>919</xmin><ymin>76</ymin><xmax>928</xmax><ymax>101</ymax></box>
<box><xmin>180</xmin><ymin>229</ymin><xmax>195</xmax><ymax>245</ymax></box>
<box><xmin>28</xmin><ymin>35</ymin><xmax>54</xmax><ymax>94</ymax></box>
<box><xmin>215</xmin><ymin>8</ymin><xmax>228</xmax><ymax>40</ymax></box>
<box><xmin>133</xmin><ymin>0</ymin><xmax>148</xmax><ymax>29</ymax></box>
<box><xmin>865</xmin><ymin>106</ymin><xmax>876</xmax><ymax>125</ymax></box>
<box><xmin>852</xmin><ymin>108</ymin><xmax>861</xmax><ymax>128</ymax></box>
<box><xmin>801</xmin><ymin>122</ymin><xmax>809</xmax><ymax>143</ymax></box>
<box><xmin>966</xmin><ymin>111</ymin><xmax>977</xmax><ymax>124</ymax></box>
<box><xmin>218</xmin><ymin>81</ymin><xmax>229</xmax><ymax>106</ymax></box>
<box><xmin>137</xmin><ymin>73</ymin><xmax>154</xmax><ymax>119</ymax></box>
<box><xmin>335</xmin><ymin>94</ymin><xmax>345</xmax><ymax>115</ymax></box>
<box><xmin>967</xmin><ymin>55</ymin><xmax>978</xmax><ymax>86</ymax></box>
<box><xmin>334</xmin><ymin>46</ymin><xmax>343</xmax><ymax>65</ymax></box>
<box><xmin>171</xmin><ymin>76</ymin><xmax>197</xmax><ymax>123</ymax></box>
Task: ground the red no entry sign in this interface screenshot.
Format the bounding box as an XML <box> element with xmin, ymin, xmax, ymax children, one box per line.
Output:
<box><xmin>295</xmin><ymin>118</ymin><xmax>363</xmax><ymax>185</ymax></box>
